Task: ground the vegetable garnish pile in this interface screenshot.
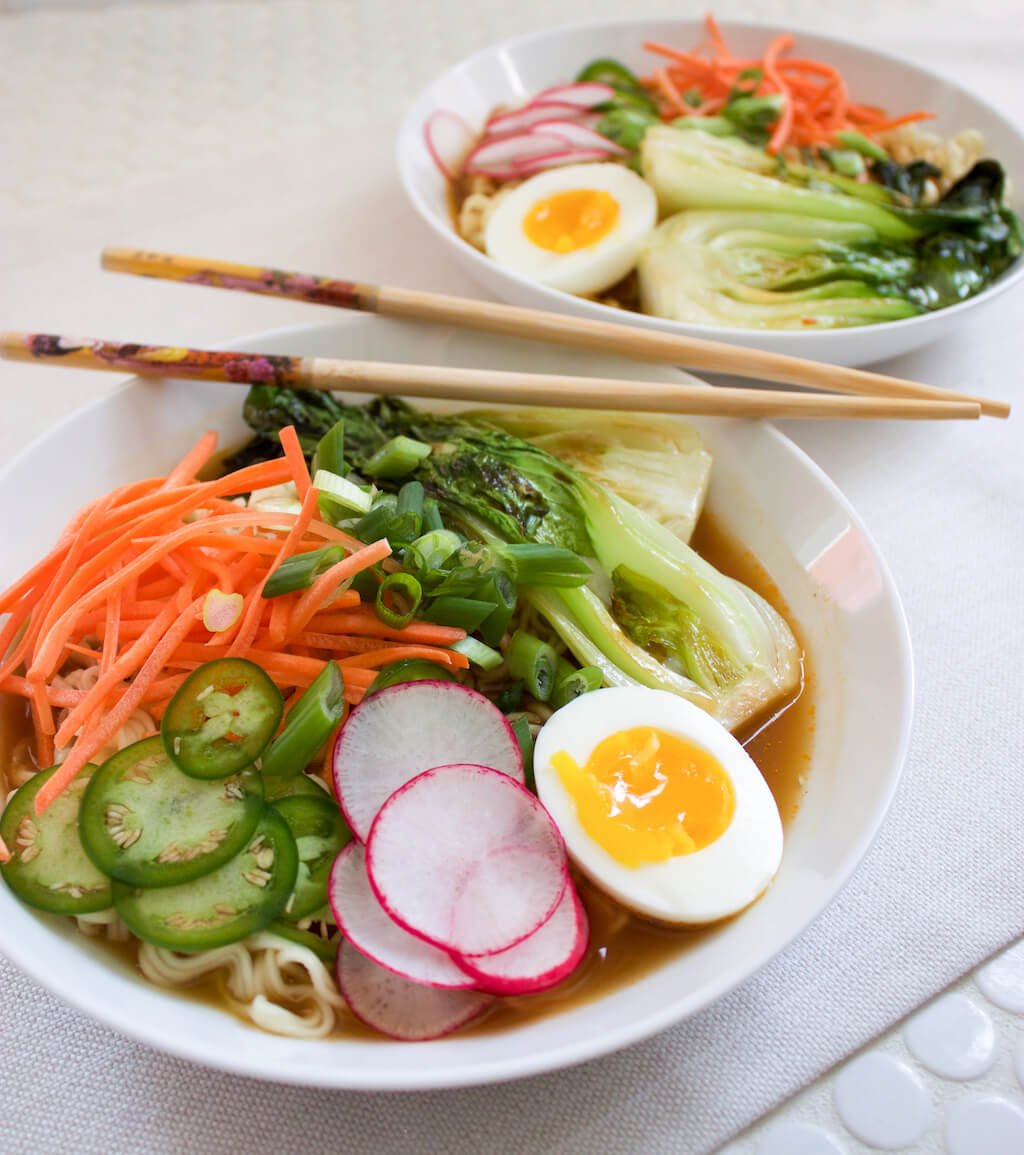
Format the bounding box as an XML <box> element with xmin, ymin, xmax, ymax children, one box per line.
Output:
<box><xmin>438</xmin><ymin>13</ymin><xmax>1022</xmax><ymax>329</ymax></box>
<box><xmin>0</xmin><ymin>426</ymin><xmax>468</xmax><ymax>837</ymax></box>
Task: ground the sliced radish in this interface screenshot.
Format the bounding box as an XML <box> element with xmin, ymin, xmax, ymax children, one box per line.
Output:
<box><xmin>329</xmin><ymin>843</ymin><xmax>475</xmax><ymax>990</ymax></box>
<box><xmin>532</xmin><ymin>82</ymin><xmax>616</xmax><ymax>108</ymax></box>
<box><xmin>424</xmin><ymin>109</ymin><xmax>474</xmax><ymax>180</ymax></box>
<box><xmin>366</xmin><ymin>763</ymin><xmax>568</xmax><ymax>956</ymax></box>
<box><xmin>332</xmin><ymin>681</ymin><xmax>522</xmax><ymax>842</ymax></box>
<box><xmin>337</xmin><ymin>939</ymin><xmax>492</xmax><ymax>1041</ymax></box>
<box><xmin>464</xmin><ymin>132</ymin><xmax>573</xmax><ymax>172</ymax></box>
<box><xmin>453</xmin><ymin>885</ymin><xmax>589</xmax><ymax>995</ymax></box>
<box><xmin>512</xmin><ymin>149</ymin><xmax>617</xmax><ymax>177</ymax></box>
<box><xmin>533</xmin><ymin>121</ymin><xmax>628</xmax><ymax>155</ymax></box>
<box><xmin>485</xmin><ymin>100</ymin><xmax>586</xmax><ymax>136</ymax></box>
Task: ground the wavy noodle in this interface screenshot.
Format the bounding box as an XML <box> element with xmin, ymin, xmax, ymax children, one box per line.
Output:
<box><xmin>74</xmin><ymin>907</ymin><xmax>132</xmax><ymax>942</ymax></box>
<box><xmin>51</xmin><ymin>662</ymin><xmax>159</xmax><ymax>765</ymax></box>
<box><xmin>135</xmin><ymin>932</ymin><xmax>345</xmax><ymax>1039</ymax></box>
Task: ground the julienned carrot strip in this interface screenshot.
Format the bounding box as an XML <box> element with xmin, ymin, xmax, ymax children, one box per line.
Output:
<box><xmin>279</xmin><ymin>425</ymin><xmax>311</xmax><ymax>501</ymax></box>
<box><xmin>705</xmin><ymin>12</ymin><xmax>728</xmax><ymax>56</ymax></box>
<box><xmin>175</xmin><ymin>533</ymin><xmax>283</xmax><ymax>555</ymax></box>
<box><xmin>654</xmin><ymin>67</ymin><xmax>686</xmax><ymax>116</ymax></box>
<box><xmin>286</xmin><ymin>539</ymin><xmax>393</xmax><ymax>641</ymax></box>
<box><xmin>53</xmin><ymin>597</ymin><xmax>181</xmax><ymax>748</ymax></box>
<box><xmin>162</xmin><ymin>430</ymin><xmax>219</xmax><ymax>490</ymax></box>
<box><xmin>100</xmin><ymin>584</ymin><xmax>123</xmax><ymax>675</ymax></box>
<box><xmin>36</xmin><ymin>598</ymin><xmax>203</xmax><ymax>814</ymax></box>
<box><xmin>65</xmin><ymin>643</ymin><xmax>105</xmax><ymax>661</ymax></box>
<box><xmin>181</xmin><ymin>546</ymin><xmax>235</xmax><ymax>593</ymax></box>
<box><xmin>308</xmin><ymin>610</ymin><xmax>466</xmax><ymax>646</ymax></box>
<box><xmin>30</xmin><ymin>509</ymin><xmax>306</xmax><ymax>679</ymax></box>
<box><xmin>860</xmin><ymin>110</ymin><xmax>936</xmax><ymax>134</ymax></box>
<box><xmin>290</xmin><ymin>627</ymin><xmax>387</xmax><ymax>653</ymax></box>
<box><xmin>338</xmin><ymin>646</ymin><xmax>469</xmax><ymax>671</ymax></box>
<box><xmin>268</xmin><ymin>596</ymin><xmax>292</xmax><ymax>647</ymax></box>
<box><xmin>228</xmin><ymin>487</ymin><xmax>320</xmax><ymax>658</ymax></box>
<box><xmin>762</xmin><ymin>34</ymin><xmax>794</xmax><ymax>155</ymax></box>
<box><xmin>0</xmin><ymin>675</ymin><xmax>87</xmax><ymax>708</ymax></box>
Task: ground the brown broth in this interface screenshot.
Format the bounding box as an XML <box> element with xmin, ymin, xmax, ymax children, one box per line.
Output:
<box><xmin>0</xmin><ymin>514</ymin><xmax>814</xmax><ymax>1037</ymax></box>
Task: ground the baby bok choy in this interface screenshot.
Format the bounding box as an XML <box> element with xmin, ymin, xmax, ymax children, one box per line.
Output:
<box><xmin>233</xmin><ymin>390</ymin><xmax>799</xmax><ymax>731</ymax></box>
<box><xmin>637</xmin><ymin>127</ymin><xmax>1022</xmax><ymax>329</ymax></box>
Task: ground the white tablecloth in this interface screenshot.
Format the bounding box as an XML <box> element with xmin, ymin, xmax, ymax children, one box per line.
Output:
<box><xmin>1</xmin><ymin>3</ymin><xmax>1022</xmax><ymax>1152</ymax></box>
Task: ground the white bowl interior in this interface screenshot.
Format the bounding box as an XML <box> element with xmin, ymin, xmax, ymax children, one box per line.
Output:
<box><xmin>0</xmin><ymin>317</ymin><xmax>911</xmax><ymax>1088</ymax></box>
<box><xmin>397</xmin><ymin>18</ymin><xmax>1024</xmax><ymax>366</ymax></box>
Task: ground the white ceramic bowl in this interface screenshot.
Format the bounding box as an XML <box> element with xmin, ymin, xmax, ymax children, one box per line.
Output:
<box><xmin>0</xmin><ymin>318</ymin><xmax>912</xmax><ymax>1088</ymax></box>
<box><xmin>397</xmin><ymin>18</ymin><xmax>1024</xmax><ymax>367</ymax></box>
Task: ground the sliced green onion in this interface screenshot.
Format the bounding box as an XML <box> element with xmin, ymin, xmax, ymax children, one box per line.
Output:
<box><xmin>362</xmin><ymin>436</ymin><xmax>431</xmax><ymax>480</ymax></box>
<box><xmin>366</xmin><ymin>658</ymin><xmax>458</xmax><ymax>695</ymax></box>
<box><xmin>353</xmin><ymin>494</ymin><xmax>398</xmax><ymax>544</ymax></box>
<box><xmin>349</xmin><ymin>562</ymin><xmax>386</xmax><ymax>600</ymax></box>
<box><xmin>500</xmin><ymin>543</ymin><xmax>591</xmax><ymax>588</ymax></box>
<box><xmin>375</xmin><ymin>572</ymin><xmax>423</xmax><ymax>629</ymax></box>
<box><xmin>312</xmin><ymin>418</ymin><xmax>346</xmax><ymax>477</ymax></box>
<box><xmin>505</xmin><ymin>630</ymin><xmax>559</xmax><ymax>702</ymax></box>
<box><xmin>450</xmin><ymin>636</ymin><xmax>504</xmax><ymax>671</ymax></box>
<box><xmin>386</xmin><ymin>480</ymin><xmax>424</xmax><ymax>544</ymax></box>
<box><xmin>824</xmin><ymin>148</ymin><xmax>865</xmax><ymax>178</ymax></box>
<box><xmin>312</xmin><ymin>468</ymin><xmax>373</xmax><ymax>516</ymax></box>
<box><xmin>260</xmin><ymin>662</ymin><xmax>345</xmax><ymax>778</ymax></box>
<box><xmin>551</xmin><ymin>665</ymin><xmax>604</xmax><ymax>710</ymax></box>
<box><xmin>555</xmin><ymin>656</ymin><xmax>575</xmax><ymax>685</ymax></box>
<box><xmin>510</xmin><ymin>716</ymin><xmax>535</xmax><ymax>793</ymax></box>
<box><xmin>421</xmin><ymin>498</ymin><xmax>444</xmax><ymax>534</ymax></box>
<box><xmin>396</xmin><ymin>480</ymin><xmax>424</xmax><ymax>518</ymax></box>
<box><xmin>263</xmin><ymin>545</ymin><xmax>345</xmax><ymax>599</ymax></box>
<box><xmin>406</xmin><ymin>529</ymin><xmax>463</xmax><ymax>576</ymax></box>
<box><xmin>475</xmin><ymin>570</ymin><xmax>517</xmax><ymax>647</ymax></box>
<box><xmin>835</xmin><ymin>130</ymin><xmax>890</xmax><ymax>162</ymax></box>
<box><xmin>421</xmin><ymin>596</ymin><xmax>496</xmax><ymax>632</ymax></box>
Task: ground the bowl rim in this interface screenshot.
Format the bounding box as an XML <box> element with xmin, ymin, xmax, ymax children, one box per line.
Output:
<box><xmin>396</xmin><ymin>15</ymin><xmax>1024</xmax><ymax>345</ymax></box>
<box><xmin>0</xmin><ymin>318</ymin><xmax>915</xmax><ymax>1088</ymax></box>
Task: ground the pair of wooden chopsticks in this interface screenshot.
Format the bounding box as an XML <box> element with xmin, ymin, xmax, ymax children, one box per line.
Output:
<box><xmin>0</xmin><ymin>246</ymin><xmax>1009</xmax><ymax>422</ymax></box>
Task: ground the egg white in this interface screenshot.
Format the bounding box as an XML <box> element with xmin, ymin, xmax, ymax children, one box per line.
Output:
<box><xmin>534</xmin><ymin>687</ymin><xmax>784</xmax><ymax>925</ymax></box>
<box><xmin>483</xmin><ymin>163</ymin><xmax>657</xmax><ymax>296</ymax></box>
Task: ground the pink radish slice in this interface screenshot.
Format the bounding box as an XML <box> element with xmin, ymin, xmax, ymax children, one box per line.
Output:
<box><xmin>533</xmin><ymin>121</ymin><xmax>628</xmax><ymax>155</ymax></box>
<box><xmin>332</xmin><ymin>681</ymin><xmax>522</xmax><ymax>842</ymax></box>
<box><xmin>464</xmin><ymin>132</ymin><xmax>573</xmax><ymax>172</ymax></box>
<box><xmin>485</xmin><ymin>100</ymin><xmax>585</xmax><ymax>136</ymax></box>
<box><xmin>366</xmin><ymin>763</ymin><xmax>568</xmax><ymax>956</ymax></box>
<box><xmin>532</xmin><ymin>82</ymin><xmax>616</xmax><ymax>108</ymax></box>
<box><xmin>329</xmin><ymin>843</ymin><xmax>475</xmax><ymax>990</ymax></box>
<box><xmin>453</xmin><ymin>885</ymin><xmax>589</xmax><ymax>996</ymax></box>
<box><xmin>337</xmin><ymin>939</ymin><xmax>492</xmax><ymax>1041</ymax></box>
<box><xmin>424</xmin><ymin>109</ymin><xmax>474</xmax><ymax>180</ymax></box>
<box><xmin>512</xmin><ymin>149</ymin><xmax>617</xmax><ymax>177</ymax></box>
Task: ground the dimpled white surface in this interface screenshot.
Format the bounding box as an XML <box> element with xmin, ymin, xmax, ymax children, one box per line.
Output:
<box><xmin>1</xmin><ymin>2</ymin><xmax>1022</xmax><ymax>1153</ymax></box>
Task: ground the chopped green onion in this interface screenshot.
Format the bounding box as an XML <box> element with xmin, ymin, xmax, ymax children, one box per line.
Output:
<box><xmin>313</xmin><ymin>468</ymin><xmax>373</xmax><ymax>516</ymax></box>
<box><xmin>362</xmin><ymin>436</ymin><xmax>432</xmax><ymax>480</ymax></box>
<box><xmin>263</xmin><ymin>544</ymin><xmax>345</xmax><ymax>598</ymax></box>
<box><xmin>421</xmin><ymin>498</ymin><xmax>444</xmax><ymax>534</ymax></box>
<box><xmin>475</xmin><ymin>570</ymin><xmax>517</xmax><ymax>647</ymax></box>
<box><xmin>406</xmin><ymin>529</ymin><xmax>463</xmax><ymax>575</ymax></box>
<box><xmin>835</xmin><ymin>130</ymin><xmax>890</xmax><ymax>162</ymax></box>
<box><xmin>555</xmin><ymin>656</ymin><xmax>575</xmax><ymax>685</ymax></box>
<box><xmin>450</xmin><ymin>636</ymin><xmax>504</xmax><ymax>671</ymax></box>
<box><xmin>375</xmin><ymin>572</ymin><xmax>423</xmax><ymax>629</ymax></box>
<box><xmin>505</xmin><ymin>630</ymin><xmax>559</xmax><ymax>702</ymax></box>
<box><xmin>824</xmin><ymin>148</ymin><xmax>865</xmax><ymax>178</ymax></box>
<box><xmin>421</xmin><ymin>596</ymin><xmax>497</xmax><ymax>632</ymax></box>
<box><xmin>349</xmin><ymin>562</ymin><xmax>386</xmax><ymax>600</ymax></box>
<box><xmin>260</xmin><ymin>662</ymin><xmax>345</xmax><ymax>778</ymax></box>
<box><xmin>500</xmin><ymin>543</ymin><xmax>591</xmax><ymax>588</ymax></box>
<box><xmin>385</xmin><ymin>480</ymin><xmax>424</xmax><ymax>544</ymax></box>
<box><xmin>551</xmin><ymin>665</ymin><xmax>604</xmax><ymax>709</ymax></box>
<box><xmin>312</xmin><ymin>418</ymin><xmax>346</xmax><ymax>477</ymax></box>
<box><xmin>510</xmin><ymin>716</ymin><xmax>535</xmax><ymax>793</ymax></box>
<box><xmin>397</xmin><ymin>480</ymin><xmax>424</xmax><ymax>519</ymax></box>
<box><xmin>353</xmin><ymin>494</ymin><xmax>398</xmax><ymax>544</ymax></box>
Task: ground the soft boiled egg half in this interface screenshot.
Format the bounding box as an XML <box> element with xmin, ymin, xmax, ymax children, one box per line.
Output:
<box><xmin>533</xmin><ymin>687</ymin><xmax>783</xmax><ymax>925</ymax></box>
<box><xmin>483</xmin><ymin>163</ymin><xmax>657</xmax><ymax>296</ymax></box>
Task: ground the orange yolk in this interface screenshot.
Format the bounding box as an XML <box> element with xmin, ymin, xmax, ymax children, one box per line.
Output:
<box><xmin>522</xmin><ymin>189</ymin><xmax>620</xmax><ymax>253</ymax></box>
<box><xmin>550</xmin><ymin>726</ymin><xmax>735</xmax><ymax>868</ymax></box>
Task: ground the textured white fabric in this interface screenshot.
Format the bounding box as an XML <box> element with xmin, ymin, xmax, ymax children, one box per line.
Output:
<box><xmin>0</xmin><ymin>2</ymin><xmax>1022</xmax><ymax>1153</ymax></box>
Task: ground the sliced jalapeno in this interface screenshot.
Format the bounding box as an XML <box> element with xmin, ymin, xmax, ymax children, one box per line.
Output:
<box><xmin>162</xmin><ymin>658</ymin><xmax>283</xmax><ymax>779</ymax></box>
<box><xmin>79</xmin><ymin>735</ymin><xmax>265</xmax><ymax>888</ymax></box>
<box><xmin>366</xmin><ymin>657</ymin><xmax>457</xmax><ymax>696</ymax></box>
<box><xmin>112</xmin><ymin>808</ymin><xmax>298</xmax><ymax>951</ymax></box>
<box><xmin>0</xmin><ymin>763</ymin><xmax>111</xmax><ymax>915</ymax></box>
<box><xmin>273</xmin><ymin>793</ymin><xmax>351</xmax><ymax>921</ymax></box>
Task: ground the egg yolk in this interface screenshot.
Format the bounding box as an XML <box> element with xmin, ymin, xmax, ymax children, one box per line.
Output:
<box><xmin>550</xmin><ymin>726</ymin><xmax>735</xmax><ymax>868</ymax></box>
<box><xmin>522</xmin><ymin>189</ymin><xmax>620</xmax><ymax>254</ymax></box>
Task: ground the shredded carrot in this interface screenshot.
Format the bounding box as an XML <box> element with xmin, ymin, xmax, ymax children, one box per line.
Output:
<box><xmin>278</xmin><ymin>425</ymin><xmax>311</xmax><ymax>501</ymax></box>
<box><xmin>639</xmin><ymin>15</ymin><xmax>933</xmax><ymax>153</ymax></box>
<box><xmin>162</xmin><ymin>430</ymin><xmax>219</xmax><ymax>490</ymax></box>
<box><xmin>308</xmin><ymin>609</ymin><xmax>467</xmax><ymax>646</ymax></box>
<box><xmin>285</xmin><ymin>540</ymin><xmax>393</xmax><ymax>641</ymax></box>
<box><xmin>338</xmin><ymin>646</ymin><xmax>469</xmax><ymax>672</ymax></box>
